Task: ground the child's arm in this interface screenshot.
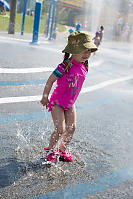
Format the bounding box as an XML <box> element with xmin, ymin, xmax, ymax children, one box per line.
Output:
<box><xmin>40</xmin><ymin>73</ymin><xmax>57</xmax><ymax>108</ymax></box>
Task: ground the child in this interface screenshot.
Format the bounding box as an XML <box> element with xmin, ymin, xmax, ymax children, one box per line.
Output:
<box><xmin>40</xmin><ymin>31</ymin><xmax>97</xmax><ymax>163</ymax></box>
<box><xmin>76</xmin><ymin>23</ymin><xmax>82</xmax><ymax>31</ymax></box>
<box><xmin>99</xmin><ymin>25</ymin><xmax>104</xmax><ymax>42</ymax></box>
<box><xmin>93</xmin><ymin>31</ymin><xmax>101</xmax><ymax>47</ymax></box>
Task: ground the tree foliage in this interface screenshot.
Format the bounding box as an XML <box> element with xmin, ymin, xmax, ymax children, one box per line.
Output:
<box><xmin>42</xmin><ymin>0</ymin><xmax>50</xmax><ymax>14</ymax></box>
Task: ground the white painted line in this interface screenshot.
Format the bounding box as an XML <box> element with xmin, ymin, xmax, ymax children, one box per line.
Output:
<box><xmin>0</xmin><ymin>36</ymin><xmax>61</xmax><ymax>52</ymax></box>
<box><xmin>0</xmin><ymin>95</ymin><xmax>42</xmax><ymax>104</ymax></box>
<box><xmin>0</xmin><ymin>75</ymin><xmax>133</xmax><ymax>104</ymax></box>
<box><xmin>0</xmin><ymin>60</ymin><xmax>101</xmax><ymax>74</ymax></box>
<box><xmin>0</xmin><ymin>67</ymin><xmax>54</xmax><ymax>74</ymax></box>
<box><xmin>0</xmin><ymin>59</ymin><xmax>102</xmax><ymax>74</ymax></box>
<box><xmin>0</xmin><ymin>36</ymin><xmax>49</xmax><ymax>44</ymax></box>
<box><xmin>0</xmin><ymin>36</ymin><xmax>30</xmax><ymax>43</ymax></box>
<box><xmin>82</xmin><ymin>75</ymin><xmax>133</xmax><ymax>93</ymax></box>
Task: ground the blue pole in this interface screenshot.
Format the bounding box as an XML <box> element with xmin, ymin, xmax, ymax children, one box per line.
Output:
<box><xmin>31</xmin><ymin>1</ymin><xmax>42</xmax><ymax>45</ymax></box>
<box><xmin>21</xmin><ymin>0</ymin><xmax>28</xmax><ymax>35</ymax></box>
<box><xmin>45</xmin><ymin>1</ymin><xmax>53</xmax><ymax>38</ymax></box>
<box><xmin>49</xmin><ymin>0</ymin><xmax>57</xmax><ymax>40</ymax></box>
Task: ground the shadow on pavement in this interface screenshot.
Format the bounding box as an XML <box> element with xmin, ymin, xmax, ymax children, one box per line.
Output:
<box><xmin>0</xmin><ymin>157</ymin><xmax>51</xmax><ymax>188</ymax></box>
<box><xmin>0</xmin><ymin>158</ymin><xmax>23</xmax><ymax>188</ymax></box>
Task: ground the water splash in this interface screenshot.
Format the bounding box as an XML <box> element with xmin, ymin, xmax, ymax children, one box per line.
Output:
<box><xmin>84</xmin><ymin>0</ymin><xmax>133</xmax><ymax>42</ymax></box>
<box><xmin>15</xmin><ymin>127</ymin><xmax>41</xmax><ymax>162</ymax></box>
<box><xmin>90</xmin><ymin>0</ymin><xmax>105</xmax><ymax>33</ymax></box>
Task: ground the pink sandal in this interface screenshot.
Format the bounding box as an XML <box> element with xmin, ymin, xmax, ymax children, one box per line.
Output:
<box><xmin>59</xmin><ymin>150</ymin><xmax>74</xmax><ymax>162</ymax></box>
<box><xmin>44</xmin><ymin>148</ymin><xmax>57</xmax><ymax>163</ymax></box>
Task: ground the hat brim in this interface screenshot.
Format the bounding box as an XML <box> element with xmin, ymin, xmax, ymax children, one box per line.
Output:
<box><xmin>62</xmin><ymin>42</ymin><xmax>98</xmax><ymax>54</ymax></box>
<box><xmin>84</xmin><ymin>42</ymin><xmax>98</xmax><ymax>52</ymax></box>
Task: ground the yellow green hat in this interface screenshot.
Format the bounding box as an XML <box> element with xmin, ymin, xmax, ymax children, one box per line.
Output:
<box><xmin>62</xmin><ymin>31</ymin><xmax>98</xmax><ymax>54</ymax></box>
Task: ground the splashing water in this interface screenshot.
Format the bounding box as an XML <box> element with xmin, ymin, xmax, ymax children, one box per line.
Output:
<box><xmin>15</xmin><ymin>127</ymin><xmax>42</xmax><ymax>162</ymax></box>
<box><xmin>90</xmin><ymin>0</ymin><xmax>105</xmax><ymax>33</ymax></box>
<box><xmin>84</xmin><ymin>0</ymin><xmax>133</xmax><ymax>42</ymax></box>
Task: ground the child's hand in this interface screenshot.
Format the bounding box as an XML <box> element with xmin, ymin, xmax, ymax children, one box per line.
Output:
<box><xmin>40</xmin><ymin>95</ymin><xmax>49</xmax><ymax>109</ymax></box>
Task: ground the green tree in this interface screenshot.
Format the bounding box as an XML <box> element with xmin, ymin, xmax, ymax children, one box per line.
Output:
<box><xmin>42</xmin><ymin>0</ymin><xmax>50</xmax><ymax>14</ymax></box>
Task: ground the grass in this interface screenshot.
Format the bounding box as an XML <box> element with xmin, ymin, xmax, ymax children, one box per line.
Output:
<box><xmin>0</xmin><ymin>12</ymin><xmax>66</xmax><ymax>33</ymax></box>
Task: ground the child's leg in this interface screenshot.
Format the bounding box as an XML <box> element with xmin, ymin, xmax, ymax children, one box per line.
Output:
<box><xmin>48</xmin><ymin>105</ymin><xmax>65</xmax><ymax>150</ymax></box>
<box><xmin>60</xmin><ymin>106</ymin><xmax>76</xmax><ymax>152</ymax></box>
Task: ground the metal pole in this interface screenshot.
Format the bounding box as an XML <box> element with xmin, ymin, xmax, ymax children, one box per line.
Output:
<box><xmin>45</xmin><ymin>1</ymin><xmax>53</xmax><ymax>38</ymax></box>
<box><xmin>49</xmin><ymin>0</ymin><xmax>57</xmax><ymax>40</ymax></box>
<box><xmin>21</xmin><ymin>0</ymin><xmax>28</xmax><ymax>35</ymax></box>
<box><xmin>31</xmin><ymin>1</ymin><xmax>42</xmax><ymax>45</ymax></box>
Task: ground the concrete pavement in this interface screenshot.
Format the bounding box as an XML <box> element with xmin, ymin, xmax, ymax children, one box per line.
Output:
<box><xmin>0</xmin><ymin>31</ymin><xmax>133</xmax><ymax>199</ymax></box>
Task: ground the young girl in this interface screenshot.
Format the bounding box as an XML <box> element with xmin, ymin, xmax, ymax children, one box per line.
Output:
<box><xmin>40</xmin><ymin>31</ymin><xmax>97</xmax><ymax>163</ymax></box>
<box><xmin>99</xmin><ymin>25</ymin><xmax>104</xmax><ymax>42</ymax></box>
<box><xmin>93</xmin><ymin>31</ymin><xmax>101</xmax><ymax>47</ymax></box>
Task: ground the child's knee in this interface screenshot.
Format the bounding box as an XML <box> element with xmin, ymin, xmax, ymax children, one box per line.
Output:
<box><xmin>66</xmin><ymin>123</ymin><xmax>76</xmax><ymax>133</ymax></box>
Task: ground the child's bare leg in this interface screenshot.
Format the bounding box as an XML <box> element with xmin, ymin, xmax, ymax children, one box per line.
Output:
<box><xmin>48</xmin><ymin>105</ymin><xmax>65</xmax><ymax>150</ymax></box>
<box><xmin>60</xmin><ymin>106</ymin><xmax>76</xmax><ymax>152</ymax></box>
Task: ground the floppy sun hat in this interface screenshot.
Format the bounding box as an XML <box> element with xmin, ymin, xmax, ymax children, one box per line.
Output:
<box><xmin>62</xmin><ymin>31</ymin><xmax>98</xmax><ymax>54</ymax></box>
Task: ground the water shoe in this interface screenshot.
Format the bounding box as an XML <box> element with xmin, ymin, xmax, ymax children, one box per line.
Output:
<box><xmin>44</xmin><ymin>148</ymin><xmax>57</xmax><ymax>163</ymax></box>
<box><xmin>59</xmin><ymin>150</ymin><xmax>74</xmax><ymax>162</ymax></box>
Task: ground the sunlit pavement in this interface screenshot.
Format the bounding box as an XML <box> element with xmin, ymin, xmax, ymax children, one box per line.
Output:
<box><xmin>0</xmin><ymin>32</ymin><xmax>133</xmax><ymax>199</ymax></box>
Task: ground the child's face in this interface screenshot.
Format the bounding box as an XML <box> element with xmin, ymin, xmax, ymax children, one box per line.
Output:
<box><xmin>72</xmin><ymin>50</ymin><xmax>91</xmax><ymax>63</ymax></box>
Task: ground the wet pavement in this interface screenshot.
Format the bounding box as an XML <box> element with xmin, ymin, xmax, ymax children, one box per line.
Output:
<box><xmin>0</xmin><ymin>32</ymin><xmax>133</xmax><ymax>199</ymax></box>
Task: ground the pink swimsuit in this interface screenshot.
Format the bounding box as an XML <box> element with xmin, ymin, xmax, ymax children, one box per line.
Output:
<box><xmin>48</xmin><ymin>57</ymin><xmax>87</xmax><ymax>111</ymax></box>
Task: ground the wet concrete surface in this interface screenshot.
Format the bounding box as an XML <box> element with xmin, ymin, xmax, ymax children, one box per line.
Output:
<box><xmin>0</xmin><ymin>33</ymin><xmax>133</xmax><ymax>198</ymax></box>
